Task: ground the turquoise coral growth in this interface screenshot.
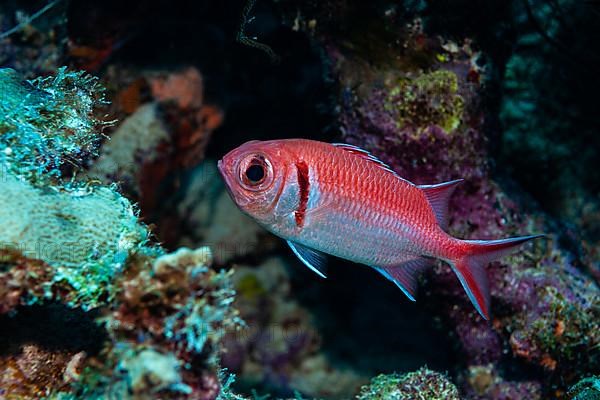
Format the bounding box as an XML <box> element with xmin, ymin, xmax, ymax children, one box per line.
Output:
<box><xmin>356</xmin><ymin>367</ymin><xmax>460</xmax><ymax>400</ymax></box>
<box><xmin>0</xmin><ymin>67</ymin><xmax>110</xmax><ymax>184</ymax></box>
<box><xmin>568</xmin><ymin>376</ymin><xmax>600</xmax><ymax>400</ymax></box>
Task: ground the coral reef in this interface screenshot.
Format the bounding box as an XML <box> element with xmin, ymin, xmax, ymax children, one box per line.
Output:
<box><xmin>0</xmin><ymin>173</ymin><xmax>146</xmax><ymax>309</ymax></box>
<box><xmin>1</xmin><ymin>1</ymin><xmax>599</xmax><ymax>399</ymax></box>
<box><xmin>53</xmin><ymin>247</ymin><xmax>244</xmax><ymax>399</ymax></box>
<box><xmin>0</xmin><ymin>67</ymin><xmax>141</xmax><ymax>310</ymax></box>
<box><xmin>0</xmin><ymin>68</ymin><xmax>243</xmax><ymax>399</ymax></box>
<box><xmin>356</xmin><ymin>367</ymin><xmax>460</xmax><ymax>400</ymax></box>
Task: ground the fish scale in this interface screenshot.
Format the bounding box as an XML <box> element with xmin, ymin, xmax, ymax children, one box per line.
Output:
<box><xmin>218</xmin><ymin>138</ymin><xmax>543</xmax><ymax>319</ymax></box>
<box><xmin>307</xmin><ymin>146</ymin><xmax>434</xmax><ymax>260</ymax></box>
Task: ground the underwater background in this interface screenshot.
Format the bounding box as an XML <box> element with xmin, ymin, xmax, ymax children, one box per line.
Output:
<box><xmin>0</xmin><ymin>0</ymin><xmax>598</xmax><ymax>399</ymax></box>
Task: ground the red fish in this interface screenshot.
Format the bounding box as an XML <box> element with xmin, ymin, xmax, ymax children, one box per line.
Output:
<box><xmin>218</xmin><ymin>139</ymin><xmax>542</xmax><ymax>319</ymax></box>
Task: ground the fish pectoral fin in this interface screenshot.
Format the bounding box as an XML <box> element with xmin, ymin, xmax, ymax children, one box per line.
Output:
<box><xmin>373</xmin><ymin>258</ymin><xmax>432</xmax><ymax>301</ymax></box>
<box><xmin>286</xmin><ymin>240</ymin><xmax>327</xmax><ymax>278</ymax></box>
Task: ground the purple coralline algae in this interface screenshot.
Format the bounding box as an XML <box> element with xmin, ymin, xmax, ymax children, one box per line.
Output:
<box><xmin>306</xmin><ymin>16</ymin><xmax>599</xmax><ymax>398</ymax></box>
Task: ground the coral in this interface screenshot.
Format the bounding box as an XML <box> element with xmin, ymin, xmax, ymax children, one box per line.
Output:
<box><xmin>356</xmin><ymin>367</ymin><xmax>460</xmax><ymax>400</ymax></box>
<box><xmin>0</xmin><ymin>66</ymin><xmax>245</xmax><ymax>399</ymax></box>
<box><xmin>0</xmin><ymin>68</ymin><xmax>145</xmax><ymax>310</ymax></box>
<box><xmin>88</xmin><ymin>67</ymin><xmax>223</xmax><ymax>226</ymax></box>
<box><xmin>500</xmin><ymin>265</ymin><xmax>599</xmax><ymax>374</ymax></box>
<box><xmin>42</xmin><ymin>247</ymin><xmax>245</xmax><ymax>400</ymax></box>
<box><xmin>2</xmin><ymin>2</ymin><xmax>599</xmax><ymax>399</ymax></box>
<box><xmin>463</xmin><ymin>364</ymin><xmax>541</xmax><ymax>400</ymax></box>
<box><xmin>0</xmin><ymin>344</ymin><xmax>81</xmax><ymax>398</ymax></box>
<box><xmin>0</xmin><ymin>67</ymin><xmax>109</xmax><ymax>184</ymax></box>
<box><xmin>0</xmin><ymin>172</ymin><xmax>147</xmax><ymax>309</ymax></box>
<box><xmin>568</xmin><ymin>376</ymin><xmax>600</xmax><ymax>400</ymax></box>
<box><xmin>88</xmin><ymin>103</ymin><xmax>170</xmax><ymax>193</ymax></box>
<box><xmin>149</xmin><ymin>67</ymin><xmax>204</xmax><ymax>110</ymax></box>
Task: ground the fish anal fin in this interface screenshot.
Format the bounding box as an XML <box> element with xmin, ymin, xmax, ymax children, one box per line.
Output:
<box><xmin>374</xmin><ymin>258</ymin><xmax>431</xmax><ymax>301</ymax></box>
<box><xmin>418</xmin><ymin>179</ymin><xmax>463</xmax><ymax>230</ymax></box>
<box><xmin>287</xmin><ymin>240</ymin><xmax>327</xmax><ymax>278</ymax></box>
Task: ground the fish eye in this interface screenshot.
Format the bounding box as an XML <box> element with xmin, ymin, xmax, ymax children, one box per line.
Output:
<box><xmin>239</xmin><ymin>154</ymin><xmax>272</xmax><ymax>189</ymax></box>
<box><xmin>245</xmin><ymin>163</ymin><xmax>265</xmax><ymax>183</ymax></box>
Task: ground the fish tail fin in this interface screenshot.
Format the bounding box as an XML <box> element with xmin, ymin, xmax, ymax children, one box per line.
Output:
<box><xmin>448</xmin><ymin>234</ymin><xmax>544</xmax><ymax>320</ymax></box>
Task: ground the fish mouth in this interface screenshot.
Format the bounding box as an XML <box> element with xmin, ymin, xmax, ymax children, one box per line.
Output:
<box><xmin>217</xmin><ymin>158</ymin><xmax>240</xmax><ymax>202</ymax></box>
<box><xmin>217</xmin><ymin>159</ymin><xmax>230</xmax><ymax>186</ymax></box>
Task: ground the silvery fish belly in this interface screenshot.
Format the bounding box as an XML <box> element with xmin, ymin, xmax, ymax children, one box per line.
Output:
<box><xmin>218</xmin><ymin>138</ymin><xmax>542</xmax><ymax>320</ymax></box>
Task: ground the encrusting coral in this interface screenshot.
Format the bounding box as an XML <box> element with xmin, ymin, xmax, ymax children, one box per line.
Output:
<box><xmin>0</xmin><ymin>172</ymin><xmax>146</xmax><ymax>309</ymax></box>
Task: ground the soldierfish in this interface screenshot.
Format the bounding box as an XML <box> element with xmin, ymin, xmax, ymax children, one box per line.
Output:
<box><xmin>218</xmin><ymin>139</ymin><xmax>542</xmax><ymax>319</ymax></box>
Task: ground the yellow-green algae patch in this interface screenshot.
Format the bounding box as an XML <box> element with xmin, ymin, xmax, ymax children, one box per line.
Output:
<box><xmin>385</xmin><ymin>69</ymin><xmax>464</xmax><ymax>133</ymax></box>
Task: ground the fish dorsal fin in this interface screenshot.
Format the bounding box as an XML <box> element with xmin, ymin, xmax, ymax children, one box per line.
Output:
<box><xmin>333</xmin><ymin>143</ymin><xmax>399</xmax><ymax>176</ymax></box>
<box><xmin>373</xmin><ymin>258</ymin><xmax>431</xmax><ymax>301</ymax></box>
<box><xmin>287</xmin><ymin>240</ymin><xmax>327</xmax><ymax>278</ymax></box>
<box><xmin>418</xmin><ymin>179</ymin><xmax>463</xmax><ymax>230</ymax></box>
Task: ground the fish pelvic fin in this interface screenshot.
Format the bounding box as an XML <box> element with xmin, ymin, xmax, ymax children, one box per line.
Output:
<box><xmin>373</xmin><ymin>258</ymin><xmax>432</xmax><ymax>301</ymax></box>
<box><xmin>287</xmin><ymin>240</ymin><xmax>327</xmax><ymax>278</ymax></box>
<box><xmin>449</xmin><ymin>234</ymin><xmax>544</xmax><ymax>320</ymax></box>
<box><xmin>418</xmin><ymin>179</ymin><xmax>463</xmax><ymax>230</ymax></box>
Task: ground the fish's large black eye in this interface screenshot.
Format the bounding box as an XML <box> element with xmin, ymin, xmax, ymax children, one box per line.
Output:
<box><xmin>245</xmin><ymin>164</ymin><xmax>265</xmax><ymax>183</ymax></box>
